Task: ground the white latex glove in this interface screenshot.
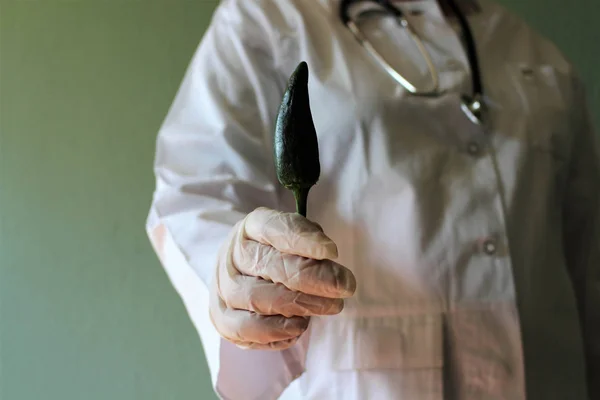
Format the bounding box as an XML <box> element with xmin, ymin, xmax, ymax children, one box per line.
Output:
<box><xmin>209</xmin><ymin>207</ymin><xmax>356</xmax><ymax>350</ymax></box>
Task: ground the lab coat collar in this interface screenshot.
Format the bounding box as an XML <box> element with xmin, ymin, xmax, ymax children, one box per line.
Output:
<box><xmin>390</xmin><ymin>0</ymin><xmax>482</xmax><ymax>16</ymax></box>
<box><xmin>324</xmin><ymin>0</ymin><xmax>482</xmax><ymax>17</ymax></box>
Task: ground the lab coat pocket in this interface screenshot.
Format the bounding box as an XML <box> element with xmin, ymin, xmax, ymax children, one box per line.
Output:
<box><xmin>322</xmin><ymin>313</ymin><xmax>444</xmax><ymax>398</ymax></box>
<box><xmin>328</xmin><ymin>313</ymin><xmax>443</xmax><ymax>370</ymax></box>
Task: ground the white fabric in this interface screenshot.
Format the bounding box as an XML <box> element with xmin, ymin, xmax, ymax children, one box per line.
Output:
<box><xmin>145</xmin><ymin>0</ymin><xmax>600</xmax><ymax>399</ymax></box>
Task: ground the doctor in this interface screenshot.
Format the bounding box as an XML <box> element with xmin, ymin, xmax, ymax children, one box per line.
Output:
<box><xmin>145</xmin><ymin>0</ymin><xmax>599</xmax><ymax>399</ymax></box>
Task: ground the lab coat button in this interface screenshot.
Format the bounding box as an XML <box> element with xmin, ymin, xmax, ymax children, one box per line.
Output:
<box><xmin>467</xmin><ymin>142</ymin><xmax>480</xmax><ymax>155</ymax></box>
<box><xmin>483</xmin><ymin>239</ymin><xmax>497</xmax><ymax>255</ymax></box>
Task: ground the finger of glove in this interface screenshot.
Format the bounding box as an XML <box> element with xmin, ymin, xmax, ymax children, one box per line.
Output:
<box><xmin>244</xmin><ymin>207</ymin><xmax>338</xmax><ymax>260</ymax></box>
<box><xmin>233</xmin><ymin>337</ymin><xmax>300</xmax><ymax>351</ymax></box>
<box><xmin>234</xmin><ymin>239</ymin><xmax>356</xmax><ymax>298</ymax></box>
<box><xmin>211</xmin><ymin>296</ymin><xmax>310</xmax><ymax>344</ymax></box>
<box><xmin>223</xmin><ymin>275</ymin><xmax>344</xmax><ymax>317</ymax></box>
<box><xmin>218</xmin><ymin>240</ymin><xmax>347</xmax><ymax>315</ymax></box>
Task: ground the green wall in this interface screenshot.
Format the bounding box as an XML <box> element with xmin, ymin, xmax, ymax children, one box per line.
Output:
<box><xmin>0</xmin><ymin>1</ymin><xmax>597</xmax><ymax>399</ymax></box>
<box><xmin>0</xmin><ymin>1</ymin><xmax>221</xmax><ymax>399</ymax></box>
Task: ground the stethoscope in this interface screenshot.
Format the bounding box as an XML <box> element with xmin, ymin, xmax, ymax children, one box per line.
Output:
<box><xmin>340</xmin><ymin>0</ymin><xmax>485</xmax><ymax>125</ymax></box>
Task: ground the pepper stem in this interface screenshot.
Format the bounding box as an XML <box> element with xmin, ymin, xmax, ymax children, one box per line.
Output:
<box><xmin>292</xmin><ymin>187</ymin><xmax>310</xmax><ymax>217</ymax></box>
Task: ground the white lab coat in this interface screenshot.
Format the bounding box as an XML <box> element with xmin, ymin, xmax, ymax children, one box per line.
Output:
<box><xmin>145</xmin><ymin>0</ymin><xmax>600</xmax><ymax>398</ymax></box>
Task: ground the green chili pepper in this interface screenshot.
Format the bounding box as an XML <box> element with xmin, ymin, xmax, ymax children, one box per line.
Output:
<box><xmin>274</xmin><ymin>61</ymin><xmax>320</xmax><ymax>217</ymax></box>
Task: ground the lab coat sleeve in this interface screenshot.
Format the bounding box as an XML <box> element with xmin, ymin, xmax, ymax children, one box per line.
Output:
<box><xmin>562</xmin><ymin>75</ymin><xmax>600</xmax><ymax>399</ymax></box>
<box><xmin>145</xmin><ymin>3</ymin><xmax>309</xmax><ymax>399</ymax></box>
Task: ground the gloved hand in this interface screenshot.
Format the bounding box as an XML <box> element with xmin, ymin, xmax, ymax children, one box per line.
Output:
<box><xmin>209</xmin><ymin>207</ymin><xmax>356</xmax><ymax>350</ymax></box>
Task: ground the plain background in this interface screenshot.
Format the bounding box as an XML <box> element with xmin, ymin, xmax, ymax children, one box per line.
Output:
<box><xmin>1</xmin><ymin>0</ymin><xmax>598</xmax><ymax>399</ymax></box>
